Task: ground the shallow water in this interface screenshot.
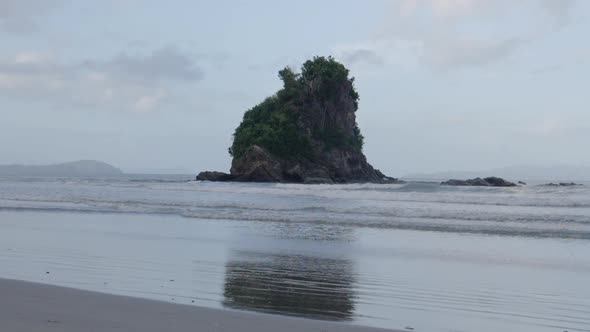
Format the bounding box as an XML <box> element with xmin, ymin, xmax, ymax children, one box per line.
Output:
<box><xmin>2</xmin><ymin>176</ymin><xmax>590</xmax><ymax>239</ymax></box>
<box><xmin>1</xmin><ymin>176</ymin><xmax>590</xmax><ymax>331</ymax></box>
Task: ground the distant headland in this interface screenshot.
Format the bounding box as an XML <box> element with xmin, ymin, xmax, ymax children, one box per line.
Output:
<box><xmin>197</xmin><ymin>56</ymin><xmax>398</xmax><ymax>184</ymax></box>
<box><xmin>0</xmin><ymin>160</ymin><xmax>123</xmax><ymax>177</ymax></box>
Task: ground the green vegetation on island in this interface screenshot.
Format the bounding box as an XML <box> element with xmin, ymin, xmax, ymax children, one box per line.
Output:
<box><xmin>229</xmin><ymin>56</ymin><xmax>364</xmax><ymax>160</ymax></box>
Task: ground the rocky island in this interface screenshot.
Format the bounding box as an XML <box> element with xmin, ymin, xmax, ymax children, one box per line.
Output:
<box><xmin>441</xmin><ymin>177</ymin><xmax>517</xmax><ymax>187</ymax></box>
<box><xmin>197</xmin><ymin>56</ymin><xmax>398</xmax><ymax>184</ymax></box>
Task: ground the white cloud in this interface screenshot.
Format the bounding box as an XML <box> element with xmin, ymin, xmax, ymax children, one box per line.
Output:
<box><xmin>0</xmin><ymin>0</ymin><xmax>64</xmax><ymax>33</ymax></box>
<box><xmin>0</xmin><ymin>48</ymin><xmax>204</xmax><ymax>112</ymax></box>
<box><xmin>14</xmin><ymin>51</ymin><xmax>52</xmax><ymax>64</ymax></box>
<box><xmin>337</xmin><ymin>0</ymin><xmax>579</xmax><ymax>71</ymax></box>
<box><xmin>422</xmin><ymin>37</ymin><xmax>526</xmax><ymax>69</ymax></box>
<box><xmin>133</xmin><ymin>90</ymin><xmax>167</xmax><ymax>112</ymax></box>
<box><xmin>537</xmin><ymin>0</ymin><xmax>577</xmax><ymax>28</ymax></box>
<box><xmin>83</xmin><ymin>47</ymin><xmax>204</xmax><ymax>83</ymax></box>
<box><xmin>340</xmin><ymin>49</ymin><xmax>385</xmax><ymax>66</ymax></box>
<box><xmin>397</xmin><ymin>0</ymin><xmax>486</xmax><ymax>19</ymax></box>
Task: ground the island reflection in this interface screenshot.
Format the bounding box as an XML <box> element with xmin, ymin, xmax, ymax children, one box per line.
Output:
<box><xmin>223</xmin><ymin>250</ymin><xmax>356</xmax><ymax>321</ymax></box>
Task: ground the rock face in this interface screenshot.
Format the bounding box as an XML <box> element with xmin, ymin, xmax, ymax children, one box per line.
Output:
<box><xmin>230</xmin><ymin>145</ymin><xmax>285</xmax><ymax>182</ymax></box>
<box><xmin>197</xmin><ymin>56</ymin><xmax>399</xmax><ymax>184</ymax></box>
<box><xmin>221</xmin><ymin>145</ymin><xmax>396</xmax><ymax>184</ymax></box>
<box><xmin>198</xmin><ymin>144</ymin><xmax>397</xmax><ymax>184</ymax></box>
<box><xmin>441</xmin><ymin>177</ymin><xmax>517</xmax><ymax>187</ymax></box>
<box><xmin>196</xmin><ymin>171</ymin><xmax>233</xmax><ymax>182</ymax></box>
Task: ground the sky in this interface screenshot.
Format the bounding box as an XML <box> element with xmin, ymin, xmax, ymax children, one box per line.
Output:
<box><xmin>0</xmin><ymin>0</ymin><xmax>589</xmax><ymax>175</ymax></box>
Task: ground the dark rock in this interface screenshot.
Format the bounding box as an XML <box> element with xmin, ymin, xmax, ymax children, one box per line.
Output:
<box><xmin>441</xmin><ymin>177</ymin><xmax>516</xmax><ymax>187</ymax></box>
<box><xmin>197</xmin><ymin>145</ymin><xmax>402</xmax><ymax>184</ymax></box>
<box><xmin>484</xmin><ymin>176</ymin><xmax>517</xmax><ymax>187</ymax></box>
<box><xmin>299</xmin><ymin>166</ymin><xmax>333</xmax><ymax>184</ymax></box>
<box><xmin>226</xmin><ymin>145</ymin><xmax>401</xmax><ymax>184</ymax></box>
<box><xmin>442</xmin><ymin>178</ymin><xmax>486</xmax><ymax>186</ymax></box>
<box><xmin>196</xmin><ymin>171</ymin><xmax>233</xmax><ymax>182</ymax></box>
<box><xmin>230</xmin><ymin>145</ymin><xmax>285</xmax><ymax>182</ymax></box>
<box><xmin>545</xmin><ymin>182</ymin><xmax>582</xmax><ymax>187</ymax></box>
<box><xmin>203</xmin><ymin>144</ymin><xmax>403</xmax><ymax>184</ymax></box>
<box><xmin>518</xmin><ymin>181</ymin><xmax>527</xmax><ymax>185</ymax></box>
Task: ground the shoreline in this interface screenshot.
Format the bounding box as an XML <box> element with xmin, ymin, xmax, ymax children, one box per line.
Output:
<box><xmin>0</xmin><ymin>278</ymin><xmax>399</xmax><ymax>332</ymax></box>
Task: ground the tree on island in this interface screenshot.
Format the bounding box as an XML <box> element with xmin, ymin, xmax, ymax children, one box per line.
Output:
<box><xmin>198</xmin><ymin>56</ymin><xmax>397</xmax><ymax>184</ymax></box>
<box><xmin>229</xmin><ymin>56</ymin><xmax>363</xmax><ymax>160</ymax></box>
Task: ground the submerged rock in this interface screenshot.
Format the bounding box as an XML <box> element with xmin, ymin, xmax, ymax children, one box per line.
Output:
<box><xmin>441</xmin><ymin>177</ymin><xmax>517</xmax><ymax>187</ymax></box>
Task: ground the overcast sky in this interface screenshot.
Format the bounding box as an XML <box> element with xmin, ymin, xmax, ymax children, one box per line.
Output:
<box><xmin>1</xmin><ymin>0</ymin><xmax>588</xmax><ymax>175</ymax></box>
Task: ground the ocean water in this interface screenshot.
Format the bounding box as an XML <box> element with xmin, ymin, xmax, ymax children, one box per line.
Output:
<box><xmin>0</xmin><ymin>175</ymin><xmax>589</xmax><ymax>331</ymax></box>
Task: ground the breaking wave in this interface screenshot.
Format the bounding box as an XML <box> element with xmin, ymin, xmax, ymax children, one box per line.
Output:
<box><xmin>1</xmin><ymin>176</ymin><xmax>590</xmax><ymax>239</ymax></box>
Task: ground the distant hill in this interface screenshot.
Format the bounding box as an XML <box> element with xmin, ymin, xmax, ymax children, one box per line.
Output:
<box><xmin>405</xmin><ymin>165</ymin><xmax>590</xmax><ymax>182</ymax></box>
<box><xmin>0</xmin><ymin>160</ymin><xmax>123</xmax><ymax>177</ymax></box>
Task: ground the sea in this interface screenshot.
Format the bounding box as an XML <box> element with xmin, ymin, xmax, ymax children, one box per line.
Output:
<box><xmin>0</xmin><ymin>175</ymin><xmax>589</xmax><ymax>332</ymax></box>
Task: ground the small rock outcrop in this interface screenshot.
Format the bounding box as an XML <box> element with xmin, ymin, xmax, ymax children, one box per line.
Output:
<box><xmin>196</xmin><ymin>171</ymin><xmax>233</xmax><ymax>182</ymax></box>
<box><xmin>197</xmin><ymin>56</ymin><xmax>399</xmax><ymax>184</ymax></box>
<box><xmin>441</xmin><ymin>177</ymin><xmax>517</xmax><ymax>187</ymax></box>
<box><xmin>544</xmin><ymin>182</ymin><xmax>583</xmax><ymax>187</ymax></box>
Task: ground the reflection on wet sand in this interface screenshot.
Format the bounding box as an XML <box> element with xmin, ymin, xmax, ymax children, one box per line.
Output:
<box><xmin>223</xmin><ymin>250</ymin><xmax>355</xmax><ymax>321</ymax></box>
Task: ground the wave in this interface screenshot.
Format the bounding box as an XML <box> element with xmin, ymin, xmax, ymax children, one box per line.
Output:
<box><xmin>2</xmin><ymin>204</ymin><xmax>590</xmax><ymax>240</ymax></box>
<box><xmin>2</xmin><ymin>194</ymin><xmax>590</xmax><ymax>225</ymax></box>
<box><xmin>2</xmin><ymin>196</ymin><xmax>590</xmax><ymax>240</ymax></box>
<box><xmin>5</xmin><ymin>177</ymin><xmax>590</xmax><ymax>208</ymax></box>
<box><xmin>2</xmin><ymin>177</ymin><xmax>590</xmax><ymax>240</ymax></box>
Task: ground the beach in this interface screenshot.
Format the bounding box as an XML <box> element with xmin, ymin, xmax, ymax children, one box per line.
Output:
<box><xmin>0</xmin><ymin>278</ymin><xmax>394</xmax><ymax>332</ymax></box>
<box><xmin>1</xmin><ymin>178</ymin><xmax>590</xmax><ymax>331</ymax></box>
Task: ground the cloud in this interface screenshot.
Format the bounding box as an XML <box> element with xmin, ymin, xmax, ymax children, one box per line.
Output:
<box><xmin>422</xmin><ymin>37</ymin><xmax>527</xmax><ymax>69</ymax></box>
<box><xmin>338</xmin><ymin>0</ymin><xmax>578</xmax><ymax>71</ymax></box>
<box><xmin>530</xmin><ymin>63</ymin><xmax>564</xmax><ymax>75</ymax></box>
<box><xmin>531</xmin><ymin>47</ymin><xmax>590</xmax><ymax>75</ymax></box>
<box><xmin>397</xmin><ymin>0</ymin><xmax>485</xmax><ymax>19</ymax></box>
<box><xmin>537</xmin><ymin>0</ymin><xmax>577</xmax><ymax>28</ymax></box>
<box><xmin>0</xmin><ymin>0</ymin><xmax>64</xmax><ymax>33</ymax></box>
<box><xmin>0</xmin><ymin>47</ymin><xmax>205</xmax><ymax>112</ymax></box>
<box><xmin>83</xmin><ymin>47</ymin><xmax>204</xmax><ymax>83</ymax></box>
<box><xmin>133</xmin><ymin>89</ymin><xmax>168</xmax><ymax>112</ymax></box>
<box><xmin>340</xmin><ymin>49</ymin><xmax>385</xmax><ymax>66</ymax></box>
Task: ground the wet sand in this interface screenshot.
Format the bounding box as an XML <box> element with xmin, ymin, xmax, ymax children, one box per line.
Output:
<box><xmin>2</xmin><ymin>211</ymin><xmax>590</xmax><ymax>331</ymax></box>
<box><xmin>0</xmin><ymin>278</ymin><xmax>397</xmax><ymax>332</ymax></box>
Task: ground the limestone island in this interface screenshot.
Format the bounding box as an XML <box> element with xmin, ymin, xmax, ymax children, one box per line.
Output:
<box><xmin>197</xmin><ymin>56</ymin><xmax>399</xmax><ymax>184</ymax></box>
